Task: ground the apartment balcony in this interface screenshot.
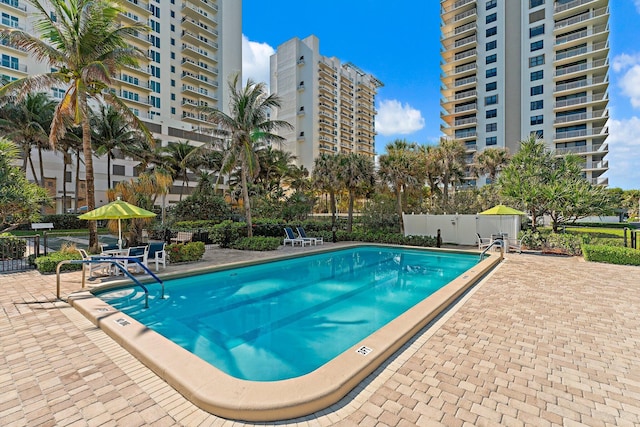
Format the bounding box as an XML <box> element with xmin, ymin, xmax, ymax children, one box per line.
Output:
<box><xmin>124</xmin><ymin>0</ymin><xmax>149</xmax><ymax>15</ymax></box>
<box><xmin>119</xmin><ymin>10</ymin><xmax>142</xmax><ymax>23</ymax></box>
<box><xmin>554</xmin><ymin>109</ymin><xmax>608</xmax><ymax>126</ymax></box>
<box><xmin>453</xmin><ymin>62</ymin><xmax>477</xmax><ymax>78</ymax></box>
<box><xmin>443</xmin><ymin>7</ymin><xmax>477</xmax><ymax>27</ymax></box>
<box><xmin>181</xmin><ymin>16</ymin><xmax>218</xmax><ymax>37</ymax></box>
<box><xmin>0</xmin><ymin>60</ymin><xmax>26</xmax><ymax>72</ymax></box>
<box><xmin>441</xmin><ymin>21</ymin><xmax>476</xmax><ymax>42</ymax></box>
<box><xmin>181</xmin><ymin>2</ymin><xmax>217</xmax><ymax>24</ymax></box>
<box><xmin>181</xmin><ymin>111</ymin><xmax>209</xmax><ymax>124</ymax></box>
<box><xmin>583</xmin><ymin>160</ymin><xmax>609</xmax><ymax>171</ymax></box>
<box><xmin>454</xmin><ymin>116</ymin><xmax>477</xmax><ymax>127</ymax></box>
<box><xmin>441</xmin><ymin>0</ymin><xmax>475</xmax><ymax>16</ymax></box>
<box><xmin>554</xmin><ymin>126</ymin><xmax>607</xmax><ymax>142</ymax></box>
<box><xmin>181</xmin><ymin>98</ymin><xmax>199</xmax><ymax>108</ymax></box>
<box><xmin>554</xmin><ymin>142</ymin><xmax>607</xmax><ymax>156</ymax></box>
<box><xmin>118</xmin><ymin>91</ymin><xmax>150</xmax><ymax>106</ymax></box>
<box><xmin>443</xmin><ymin>48</ymin><xmax>477</xmax><ymax>66</ymax></box>
<box><xmin>555</xmin><ymin>24</ymin><xmax>608</xmax><ymax>48</ymax></box>
<box><xmin>554</xmin><ymin>58</ymin><xmax>608</xmax><ymax>79</ymax></box>
<box><xmin>181</xmin><ymin>57</ymin><xmax>217</xmax><ymax>76</ymax></box>
<box><xmin>553</xmin><ymin>0</ymin><xmax>607</xmax><ymax>18</ymax></box>
<box><xmin>554</xmin><ymin>93</ymin><xmax>608</xmax><ymax>110</ymax></box>
<box><xmin>442</xmin><ymin>34</ymin><xmax>477</xmax><ymax>53</ymax></box>
<box><xmin>453</xmin><ymin>102</ymin><xmax>477</xmax><ymax>114</ymax></box>
<box><xmin>123</xmin><ymin>64</ymin><xmax>151</xmax><ymax>77</ymax></box>
<box><xmin>181</xmin><ymin>29</ymin><xmax>217</xmax><ymax>49</ymax></box>
<box><xmin>554</xmin><ymin>41</ymin><xmax>608</xmax><ymax>65</ymax></box>
<box><xmin>1</xmin><ymin>0</ymin><xmax>27</xmax><ymax>12</ymax></box>
<box><xmin>441</xmin><ymin>90</ymin><xmax>477</xmax><ymax>106</ymax></box>
<box><xmin>199</xmin><ymin>0</ymin><xmax>218</xmax><ymax>14</ymax></box>
<box><xmin>181</xmin><ymin>84</ymin><xmax>203</xmax><ymax>97</ymax></box>
<box><xmin>0</xmin><ymin>38</ymin><xmax>27</xmax><ymax>54</ymax></box>
<box><xmin>117</xmin><ymin>74</ymin><xmax>151</xmax><ymax>91</ymax></box>
<box><xmin>182</xmin><ymin>43</ymin><xmax>214</xmax><ymax>61</ymax></box>
<box><xmin>554</xmin><ymin>6</ymin><xmax>609</xmax><ymax>33</ymax></box>
<box><xmin>589</xmin><ymin>176</ymin><xmax>608</xmax><ymax>186</ymax></box>
<box><xmin>454</xmin><ymin>129</ymin><xmax>477</xmax><ymax>140</ymax></box>
<box><xmin>554</xmin><ymin>75</ymin><xmax>607</xmax><ymax>95</ymax></box>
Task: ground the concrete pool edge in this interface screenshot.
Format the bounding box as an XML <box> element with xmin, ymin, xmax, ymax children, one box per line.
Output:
<box><xmin>68</xmin><ymin>245</ymin><xmax>502</xmax><ymax>422</ymax></box>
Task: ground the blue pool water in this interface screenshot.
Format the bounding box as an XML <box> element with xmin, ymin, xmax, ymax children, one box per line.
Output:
<box><xmin>96</xmin><ymin>246</ymin><xmax>478</xmax><ymax>381</ymax></box>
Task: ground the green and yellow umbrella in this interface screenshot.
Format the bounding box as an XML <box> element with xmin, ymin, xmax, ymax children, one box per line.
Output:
<box><xmin>479</xmin><ymin>205</ymin><xmax>527</xmax><ymax>216</ymax></box>
<box><xmin>78</xmin><ymin>197</ymin><xmax>156</xmax><ymax>249</ymax></box>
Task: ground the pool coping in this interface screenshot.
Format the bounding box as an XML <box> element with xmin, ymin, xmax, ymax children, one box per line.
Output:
<box><xmin>68</xmin><ymin>244</ymin><xmax>502</xmax><ymax>422</ymax></box>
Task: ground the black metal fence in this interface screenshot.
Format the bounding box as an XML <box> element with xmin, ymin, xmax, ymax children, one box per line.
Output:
<box><xmin>0</xmin><ymin>234</ymin><xmax>42</xmax><ymax>273</ymax></box>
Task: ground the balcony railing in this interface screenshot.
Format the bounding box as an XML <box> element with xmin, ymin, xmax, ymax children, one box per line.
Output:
<box><xmin>454</xmin><ymin>49</ymin><xmax>477</xmax><ymax>61</ymax></box>
<box><xmin>454</xmin><ymin>117</ymin><xmax>477</xmax><ymax>126</ymax></box>
<box><xmin>555</xmin><ymin>41</ymin><xmax>608</xmax><ymax>61</ymax></box>
<box><xmin>454</xmin><ymin>76</ymin><xmax>477</xmax><ymax>87</ymax></box>
<box><xmin>555</xmin><ymin>75</ymin><xmax>606</xmax><ymax>92</ymax></box>
<box><xmin>554</xmin><ymin>93</ymin><xmax>607</xmax><ymax>108</ymax></box>
<box><xmin>555</xmin><ymin>143</ymin><xmax>607</xmax><ymax>155</ymax></box>
<box><xmin>555</xmin><ymin>25</ymin><xmax>608</xmax><ymax>45</ymax></box>
<box><xmin>555</xmin><ymin>58</ymin><xmax>607</xmax><ymax>77</ymax></box>
<box><xmin>554</xmin><ymin>7</ymin><xmax>608</xmax><ymax>30</ymax></box>
<box><xmin>441</xmin><ymin>22</ymin><xmax>476</xmax><ymax>39</ymax></box>
<box><xmin>554</xmin><ymin>0</ymin><xmax>596</xmax><ymax>14</ymax></box>
<box><xmin>454</xmin><ymin>62</ymin><xmax>476</xmax><ymax>74</ymax></box>
<box><xmin>554</xmin><ymin>110</ymin><xmax>607</xmax><ymax>124</ymax></box>
<box><xmin>454</xmin><ymin>103</ymin><xmax>477</xmax><ymax>113</ymax></box>
<box><xmin>554</xmin><ymin>126</ymin><xmax>606</xmax><ymax>140</ymax></box>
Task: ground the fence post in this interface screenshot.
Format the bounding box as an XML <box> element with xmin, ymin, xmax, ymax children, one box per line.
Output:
<box><xmin>436</xmin><ymin>229</ymin><xmax>442</xmax><ymax>248</ymax></box>
<box><xmin>624</xmin><ymin>227</ymin><xmax>628</xmax><ymax>248</ymax></box>
<box><xmin>34</xmin><ymin>235</ymin><xmax>40</xmax><ymax>258</ymax></box>
<box><xmin>43</xmin><ymin>231</ymin><xmax>48</xmax><ymax>256</ymax></box>
<box><xmin>632</xmin><ymin>230</ymin><xmax>637</xmax><ymax>250</ymax></box>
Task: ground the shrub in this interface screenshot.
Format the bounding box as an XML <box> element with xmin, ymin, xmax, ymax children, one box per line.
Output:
<box><xmin>518</xmin><ymin>230</ymin><xmax>547</xmax><ymax>250</ymax></box>
<box><xmin>332</xmin><ymin>230</ymin><xmax>437</xmax><ymax>247</ymax></box>
<box><xmin>209</xmin><ymin>220</ymin><xmax>247</xmax><ymax>248</ymax></box>
<box><xmin>171</xmin><ymin>194</ymin><xmax>231</xmax><ymax>222</ymax></box>
<box><xmin>17</xmin><ymin>214</ymin><xmax>89</xmax><ymax>230</ymax></box>
<box><xmin>582</xmin><ymin>244</ymin><xmax>640</xmax><ymax>266</ymax></box>
<box><xmin>544</xmin><ymin>233</ymin><xmax>583</xmax><ymax>256</ymax></box>
<box><xmin>34</xmin><ymin>250</ymin><xmax>82</xmax><ymax>273</ymax></box>
<box><xmin>174</xmin><ymin>219</ymin><xmax>224</xmax><ymax>229</ymax></box>
<box><xmin>0</xmin><ymin>233</ymin><xmax>27</xmax><ymax>260</ymax></box>
<box><xmin>231</xmin><ymin>237</ymin><xmax>281</xmax><ymax>251</ymax></box>
<box><xmin>166</xmin><ymin>241</ymin><xmax>205</xmax><ymax>263</ymax></box>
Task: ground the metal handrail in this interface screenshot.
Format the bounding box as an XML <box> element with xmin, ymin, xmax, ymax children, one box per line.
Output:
<box><xmin>56</xmin><ymin>258</ymin><xmax>165</xmax><ymax>309</ymax></box>
<box><xmin>480</xmin><ymin>240</ymin><xmax>504</xmax><ymax>261</ymax></box>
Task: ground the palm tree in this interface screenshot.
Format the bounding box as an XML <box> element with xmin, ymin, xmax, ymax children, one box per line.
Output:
<box><xmin>0</xmin><ymin>0</ymin><xmax>151</xmax><ymax>249</ymax></box>
<box><xmin>56</xmin><ymin>127</ymin><xmax>82</xmax><ymax>212</ymax></box>
<box><xmin>0</xmin><ymin>92</ymin><xmax>55</xmax><ymax>186</ymax></box>
<box><xmin>434</xmin><ymin>138</ymin><xmax>466</xmax><ymax>208</ymax></box>
<box><xmin>202</xmin><ymin>74</ymin><xmax>292</xmax><ymax>237</ymax></box>
<box><xmin>473</xmin><ymin>147</ymin><xmax>510</xmax><ymax>183</ymax></box>
<box><xmin>337</xmin><ymin>153</ymin><xmax>375</xmax><ymax>232</ymax></box>
<box><xmin>159</xmin><ymin>141</ymin><xmax>198</xmax><ymax>201</ymax></box>
<box><xmin>91</xmin><ymin>104</ymin><xmax>146</xmax><ymax>188</ymax></box>
<box><xmin>312</xmin><ymin>153</ymin><xmax>341</xmax><ymax>233</ymax></box>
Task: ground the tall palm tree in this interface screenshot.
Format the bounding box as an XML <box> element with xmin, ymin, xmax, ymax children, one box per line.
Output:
<box><xmin>0</xmin><ymin>0</ymin><xmax>151</xmax><ymax>249</ymax></box>
<box><xmin>473</xmin><ymin>147</ymin><xmax>510</xmax><ymax>183</ymax></box>
<box><xmin>434</xmin><ymin>138</ymin><xmax>466</xmax><ymax>208</ymax></box>
<box><xmin>202</xmin><ymin>74</ymin><xmax>292</xmax><ymax>237</ymax></box>
<box><xmin>91</xmin><ymin>104</ymin><xmax>146</xmax><ymax>188</ymax></box>
<box><xmin>337</xmin><ymin>153</ymin><xmax>375</xmax><ymax>232</ymax></box>
<box><xmin>312</xmin><ymin>153</ymin><xmax>341</xmax><ymax>232</ymax></box>
<box><xmin>159</xmin><ymin>141</ymin><xmax>198</xmax><ymax>201</ymax></box>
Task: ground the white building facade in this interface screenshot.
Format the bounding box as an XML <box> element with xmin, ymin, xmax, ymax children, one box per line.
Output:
<box><xmin>440</xmin><ymin>0</ymin><xmax>609</xmax><ymax>187</ymax></box>
<box><xmin>270</xmin><ymin>35</ymin><xmax>382</xmax><ymax>173</ymax></box>
<box><xmin>0</xmin><ymin>0</ymin><xmax>241</xmax><ymax>213</ymax></box>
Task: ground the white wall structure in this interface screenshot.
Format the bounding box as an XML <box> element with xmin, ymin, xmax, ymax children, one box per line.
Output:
<box><xmin>1</xmin><ymin>0</ymin><xmax>242</xmax><ymax>213</ymax></box>
<box><xmin>403</xmin><ymin>213</ymin><xmax>521</xmax><ymax>246</ymax></box>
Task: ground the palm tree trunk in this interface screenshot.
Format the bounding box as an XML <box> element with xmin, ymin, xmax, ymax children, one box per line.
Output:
<box><xmin>107</xmin><ymin>153</ymin><xmax>111</xmax><ymax>190</ymax></box>
<box><xmin>28</xmin><ymin>154</ymin><xmax>39</xmax><ymax>186</ymax></box>
<box><xmin>81</xmin><ymin>105</ymin><xmax>98</xmax><ymax>250</ymax></box>
<box><xmin>241</xmin><ymin>165</ymin><xmax>253</xmax><ymax>237</ymax></box>
<box><xmin>347</xmin><ymin>190</ymin><xmax>355</xmax><ymax>233</ymax></box>
<box><xmin>62</xmin><ymin>158</ymin><xmax>68</xmax><ymax>213</ymax></box>
<box><xmin>75</xmin><ymin>149</ymin><xmax>80</xmax><ymax>212</ymax></box>
<box><xmin>38</xmin><ymin>147</ymin><xmax>45</xmax><ymax>188</ymax></box>
<box><xmin>396</xmin><ymin>184</ymin><xmax>404</xmax><ymax>234</ymax></box>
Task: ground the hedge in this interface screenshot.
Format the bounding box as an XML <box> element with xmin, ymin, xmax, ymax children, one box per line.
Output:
<box><xmin>231</xmin><ymin>237</ymin><xmax>281</xmax><ymax>251</ymax></box>
<box><xmin>0</xmin><ymin>233</ymin><xmax>27</xmax><ymax>260</ymax></box>
<box><xmin>34</xmin><ymin>251</ymin><xmax>83</xmax><ymax>273</ymax></box>
<box><xmin>582</xmin><ymin>244</ymin><xmax>640</xmax><ymax>266</ymax></box>
<box><xmin>166</xmin><ymin>241</ymin><xmax>205</xmax><ymax>263</ymax></box>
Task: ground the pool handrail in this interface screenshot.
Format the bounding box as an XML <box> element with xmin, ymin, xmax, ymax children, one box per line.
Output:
<box><xmin>56</xmin><ymin>257</ymin><xmax>165</xmax><ymax>309</ymax></box>
<box><xmin>480</xmin><ymin>239</ymin><xmax>504</xmax><ymax>261</ymax></box>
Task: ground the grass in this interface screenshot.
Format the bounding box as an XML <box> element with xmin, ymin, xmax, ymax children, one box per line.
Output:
<box><xmin>9</xmin><ymin>228</ymin><xmax>109</xmax><ymax>237</ymax></box>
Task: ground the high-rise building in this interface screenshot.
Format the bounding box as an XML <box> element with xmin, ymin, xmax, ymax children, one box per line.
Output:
<box><xmin>440</xmin><ymin>0</ymin><xmax>609</xmax><ymax>187</ymax></box>
<box><xmin>270</xmin><ymin>35</ymin><xmax>382</xmax><ymax>173</ymax></box>
<box><xmin>0</xmin><ymin>0</ymin><xmax>241</xmax><ymax>213</ymax></box>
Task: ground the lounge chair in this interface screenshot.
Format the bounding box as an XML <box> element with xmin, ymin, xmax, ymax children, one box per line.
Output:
<box><xmin>284</xmin><ymin>227</ymin><xmax>306</xmax><ymax>247</ymax></box>
<box><xmin>146</xmin><ymin>242</ymin><xmax>167</xmax><ymax>271</ymax></box>
<box><xmin>297</xmin><ymin>226</ymin><xmax>323</xmax><ymax>245</ymax></box>
<box><xmin>476</xmin><ymin>233</ymin><xmax>492</xmax><ymax>250</ymax></box>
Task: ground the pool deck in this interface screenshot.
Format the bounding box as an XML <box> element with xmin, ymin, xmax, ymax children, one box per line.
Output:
<box><xmin>2</xmin><ymin>244</ymin><xmax>640</xmax><ymax>426</ymax></box>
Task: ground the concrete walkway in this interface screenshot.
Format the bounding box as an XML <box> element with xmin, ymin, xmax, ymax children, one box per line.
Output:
<box><xmin>1</xmin><ymin>245</ymin><xmax>640</xmax><ymax>426</ymax></box>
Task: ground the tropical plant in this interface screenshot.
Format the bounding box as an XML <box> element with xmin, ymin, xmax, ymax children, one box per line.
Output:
<box><xmin>473</xmin><ymin>147</ymin><xmax>510</xmax><ymax>183</ymax></box>
<box><xmin>159</xmin><ymin>141</ymin><xmax>198</xmax><ymax>201</ymax></box>
<box><xmin>312</xmin><ymin>153</ymin><xmax>341</xmax><ymax>229</ymax></box>
<box><xmin>337</xmin><ymin>153</ymin><xmax>375</xmax><ymax>232</ymax></box>
<box><xmin>0</xmin><ymin>0</ymin><xmax>152</xmax><ymax>250</ymax></box>
<box><xmin>433</xmin><ymin>138</ymin><xmax>466</xmax><ymax>208</ymax></box>
<box><xmin>0</xmin><ymin>138</ymin><xmax>50</xmax><ymax>231</ymax></box>
<box><xmin>202</xmin><ymin>74</ymin><xmax>292</xmax><ymax>237</ymax></box>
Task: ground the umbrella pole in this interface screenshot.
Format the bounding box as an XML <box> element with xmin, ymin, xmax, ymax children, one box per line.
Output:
<box><xmin>118</xmin><ymin>219</ymin><xmax>122</xmax><ymax>249</ymax></box>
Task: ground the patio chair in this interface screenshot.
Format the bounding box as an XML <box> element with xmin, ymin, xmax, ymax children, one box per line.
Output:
<box><xmin>125</xmin><ymin>246</ymin><xmax>147</xmax><ymax>273</ymax></box>
<box><xmin>77</xmin><ymin>248</ymin><xmax>111</xmax><ymax>279</ymax></box>
<box><xmin>296</xmin><ymin>226</ymin><xmax>323</xmax><ymax>245</ymax></box>
<box><xmin>284</xmin><ymin>227</ymin><xmax>306</xmax><ymax>247</ymax></box>
<box><xmin>171</xmin><ymin>231</ymin><xmax>193</xmax><ymax>244</ymax></box>
<box><xmin>507</xmin><ymin>237</ymin><xmax>523</xmax><ymax>254</ymax></box>
<box><xmin>476</xmin><ymin>233</ymin><xmax>492</xmax><ymax>250</ymax></box>
<box><xmin>146</xmin><ymin>242</ymin><xmax>167</xmax><ymax>271</ymax></box>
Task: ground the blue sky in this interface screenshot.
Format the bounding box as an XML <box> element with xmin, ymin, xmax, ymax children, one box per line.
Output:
<box><xmin>242</xmin><ymin>1</ymin><xmax>640</xmax><ymax>190</ymax></box>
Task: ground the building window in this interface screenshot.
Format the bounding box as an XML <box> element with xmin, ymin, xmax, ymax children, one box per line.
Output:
<box><xmin>171</xmin><ymin>65</ymin><xmax>175</xmax><ymax>73</ymax></box>
<box><xmin>486</xmin><ymin>123</ymin><xmax>497</xmax><ymax>132</ymax></box>
<box><xmin>171</xmin><ymin>93</ymin><xmax>175</xmax><ymax>101</ymax></box>
<box><xmin>485</xmin><ymin>95</ymin><xmax>498</xmax><ymax>105</ymax></box>
<box><xmin>531</xmin><ymin>40</ymin><xmax>543</xmax><ymax>51</ymax></box>
<box><xmin>486</xmin><ymin>82</ymin><xmax>497</xmax><ymax>91</ymax></box>
<box><xmin>1</xmin><ymin>54</ymin><xmax>19</xmax><ymax>70</ymax></box>
<box><xmin>531</xmin><ymin>85</ymin><xmax>544</xmax><ymax>96</ymax></box>
<box><xmin>486</xmin><ymin>68</ymin><xmax>497</xmax><ymax>78</ymax></box>
<box><xmin>530</xmin><ymin>115</ymin><xmax>544</xmax><ymax>125</ymax></box>
<box><xmin>171</xmin><ymin>38</ymin><xmax>175</xmax><ymax>46</ymax></box>
<box><xmin>486</xmin><ymin>40</ymin><xmax>497</xmax><ymax>51</ymax></box>
<box><xmin>113</xmin><ymin>165</ymin><xmax>125</xmax><ymax>176</ymax></box>
<box><xmin>65</xmin><ymin>171</ymin><xmax>72</xmax><ymax>182</ymax></box>
<box><xmin>170</xmin><ymin>10</ymin><xmax>175</xmax><ymax>18</ymax></box>
<box><xmin>171</xmin><ymin>79</ymin><xmax>175</xmax><ymax>87</ymax></box>
<box><xmin>531</xmin><ymin>70</ymin><xmax>543</xmax><ymax>81</ymax></box>
<box><xmin>486</xmin><ymin>54</ymin><xmax>497</xmax><ymax>64</ymax></box>
<box><xmin>150</xmin><ymin>65</ymin><xmax>160</xmax><ymax>78</ymax></box>
<box><xmin>529</xmin><ymin>54</ymin><xmax>544</xmax><ymax>67</ymax></box>
<box><xmin>530</xmin><ymin>0</ymin><xmax>544</xmax><ymax>7</ymax></box>
<box><xmin>486</xmin><ymin>13</ymin><xmax>497</xmax><ymax>24</ymax></box>
<box><xmin>171</xmin><ymin>107</ymin><xmax>176</xmax><ymax>114</ymax></box>
<box><xmin>486</xmin><ymin>109</ymin><xmax>497</xmax><ymax>119</ymax></box>
<box><xmin>170</xmin><ymin>24</ymin><xmax>175</xmax><ymax>32</ymax></box>
<box><xmin>150</xmin><ymin>80</ymin><xmax>160</xmax><ymax>93</ymax></box>
<box><xmin>486</xmin><ymin>27</ymin><xmax>497</xmax><ymax>37</ymax></box>
<box><xmin>486</xmin><ymin>0</ymin><xmax>496</xmax><ymax>10</ymax></box>
<box><xmin>530</xmin><ymin>24</ymin><xmax>545</xmax><ymax>38</ymax></box>
<box><xmin>486</xmin><ymin>137</ymin><xmax>497</xmax><ymax>146</ymax></box>
<box><xmin>533</xmin><ymin>130</ymin><xmax>544</xmax><ymax>139</ymax></box>
<box><xmin>531</xmin><ymin>100</ymin><xmax>544</xmax><ymax>110</ymax></box>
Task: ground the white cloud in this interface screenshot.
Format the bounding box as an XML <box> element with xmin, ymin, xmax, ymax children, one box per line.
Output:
<box><xmin>242</xmin><ymin>35</ymin><xmax>274</xmax><ymax>88</ymax></box>
<box><xmin>375</xmin><ymin>99</ymin><xmax>425</xmax><ymax>136</ymax></box>
<box><xmin>612</xmin><ymin>54</ymin><xmax>640</xmax><ymax>108</ymax></box>
<box><xmin>612</xmin><ymin>53</ymin><xmax>640</xmax><ymax>73</ymax></box>
<box><xmin>605</xmin><ymin>118</ymin><xmax>640</xmax><ymax>189</ymax></box>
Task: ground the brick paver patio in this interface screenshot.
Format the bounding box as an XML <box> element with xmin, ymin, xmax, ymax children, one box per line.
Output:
<box><xmin>1</xmin><ymin>246</ymin><xmax>639</xmax><ymax>426</ymax></box>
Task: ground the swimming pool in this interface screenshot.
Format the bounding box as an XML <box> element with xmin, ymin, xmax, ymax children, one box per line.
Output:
<box><xmin>71</xmin><ymin>244</ymin><xmax>500</xmax><ymax>421</ymax></box>
<box><xmin>96</xmin><ymin>246</ymin><xmax>478</xmax><ymax>381</ymax></box>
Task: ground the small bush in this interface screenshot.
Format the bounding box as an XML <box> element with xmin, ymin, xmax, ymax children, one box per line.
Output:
<box><xmin>174</xmin><ymin>219</ymin><xmax>224</xmax><ymax>229</ymax></box>
<box><xmin>0</xmin><ymin>233</ymin><xmax>27</xmax><ymax>260</ymax></box>
<box><xmin>231</xmin><ymin>237</ymin><xmax>281</xmax><ymax>251</ymax></box>
<box><xmin>519</xmin><ymin>230</ymin><xmax>547</xmax><ymax>250</ymax></box>
<box><xmin>582</xmin><ymin>244</ymin><xmax>640</xmax><ymax>266</ymax></box>
<box><xmin>332</xmin><ymin>231</ymin><xmax>437</xmax><ymax>247</ymax></box>
<box><xmin>34</xmin><ymin>251</ymin><xmax>82</xmax><ymax>274</ymax></box>
<box><xmin>209</xmin><ymin>220</ymin><xmax>247</xmax><ymax>248</ymax></box>
<box><xmin>166</xmin><ymin>241</ymin><xmax>205</xmax><ymax>263</ymax></box>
